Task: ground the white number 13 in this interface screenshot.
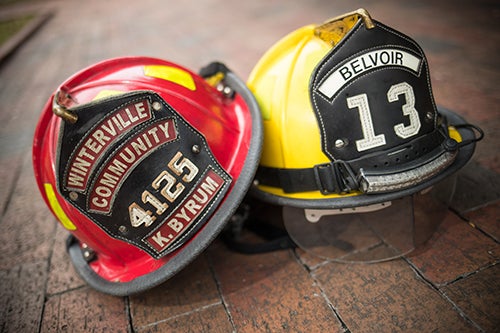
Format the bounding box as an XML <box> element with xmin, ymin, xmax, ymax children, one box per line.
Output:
<box><xmin>347</xmin><ymin>82</ymin><xmax>421</xmax><ymax>152</ymax></box>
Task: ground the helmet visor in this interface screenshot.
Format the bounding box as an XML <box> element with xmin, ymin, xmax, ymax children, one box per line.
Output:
<box><xmin>283</xmin><ymin>176</ymin><xmax>456</xmax><ymax>263</ymax></box>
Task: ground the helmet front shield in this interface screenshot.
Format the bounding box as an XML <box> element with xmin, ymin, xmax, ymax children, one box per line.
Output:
<box><xmin>283</xmin><ymin>175</ymin><xmax>456</xmax><ymax>263</ymax></box>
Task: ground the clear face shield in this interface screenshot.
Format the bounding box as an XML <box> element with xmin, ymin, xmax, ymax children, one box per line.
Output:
<box><xmin>283</xmin><ymin>176</ymin><xmax>456</xmax><ymax>263</ymax></box>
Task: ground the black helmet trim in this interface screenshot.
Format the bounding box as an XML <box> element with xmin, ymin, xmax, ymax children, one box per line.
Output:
<box><xmin>251</xmin><ymin>107</ymin><xmax>478</xmax><ymax>209</ymax></box>
<box><xmin>67</xmin><ymin>69</ymin><xmax>263</xmax><ymax>296</ymax></box>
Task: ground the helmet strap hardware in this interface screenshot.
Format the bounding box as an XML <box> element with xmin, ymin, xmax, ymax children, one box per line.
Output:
<box><xmin>442</xmin><ymin>138</ymin><xmax>459</xmax><ymax>152</ymax></box>
<box><xmin>52</xmin><ymin>90</ymin><xmax>78</xmax><ymax>124</ymax></box>
<box><xmin>453</xmin><ymin>123</ymin><xmax>484</xmax><ymax>148</ymax></box>
<box><xmin>216</xmin><ymin>83</ymin><xmax>235</xmax><ymax>98</ymax></box>
<box><xmin>199</xmin><ymin>62</ymin><xmax>236</xmax><ymax>99</ymax></box>
<box><xmin>81</xmin><ymin>243</ymin><xmax>96</xmax><ymax>262</ymax></box>
<box><xmin>313</xmin><ymin>160</ymin><xmax>358</xmax><ymax>194</ymax></box>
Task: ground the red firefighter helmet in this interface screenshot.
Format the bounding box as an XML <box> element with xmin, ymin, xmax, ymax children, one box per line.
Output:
<box><xmin>33</xmin><ymin>57</ymin><xmax>262</xmax><ymax>295</ymax></box>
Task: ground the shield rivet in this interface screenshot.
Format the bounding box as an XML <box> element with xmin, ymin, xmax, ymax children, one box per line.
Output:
<box><xmin>69</xmin><ymin>192</ymin><xmax>78</xmax><ymax>200</ymax></box>
<box><xmin>152</xmin><ymin>101</ymin><xmax>162</xmax><ymax>111</ymax></box>
<box><xmin>192</xmin><ymin>145</ymin><xmax>201</xmax><ymax>154</ymax></box>
<box><xmin>335</xmin><ymin>139</ymin><xmax>347</xmax><ymax>148</ymax></box>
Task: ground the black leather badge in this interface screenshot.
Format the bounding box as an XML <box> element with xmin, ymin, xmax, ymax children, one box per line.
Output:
<box><xmin>56</xmin><ymin>91</ymin><xmax>232</xmax><ymax>258</ymax></box>
<box><xmin>310</xmin><ymin>20</ymin><xmax>437</xmax><ymax>162</ymax></box>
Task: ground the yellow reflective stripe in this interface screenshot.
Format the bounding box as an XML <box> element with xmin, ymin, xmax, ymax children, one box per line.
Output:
<box><xmin>44</xmin><ymin>183</ymin><xmax>76</xmax><ymax>230</ymax></box>
<box><xmin>144</xmin><ymin>65</ymin><xmax>196</xmax><ymax>91</ymax></box>
<box><xmin>257</xmin><ymin>184</ymin><xmax>361</xmax><ymax>199</ymax></box>
<box><xmin>204</xmin><ymin>72</ymin><xmax>225</xmax><ymax>87</ymax></box>
<box><xmin>448</xmin><ymin>126</ymin><xmax>463</xmax><ymax>143</ymax></box>
<box><xmin>92</xmin><ymin>90</ymin><xmax>125</xmax><ymax>101</ymax></box>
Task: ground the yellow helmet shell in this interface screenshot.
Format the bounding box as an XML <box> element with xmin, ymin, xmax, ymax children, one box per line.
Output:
<box><xmin>249</xmin><ymin>25</ymin><xmax>330</xmax><ymax>169</ymax></box>
<box><xmin>248</xmin><ymin>25</ymin><xmax>352</xmax><ymax>201</ymax></box>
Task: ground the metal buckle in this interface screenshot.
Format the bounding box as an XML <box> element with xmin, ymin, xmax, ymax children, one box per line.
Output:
<box><xmin>314</xmin><ymin>163</ymin><xmax>337</xmax><ymax>194</ymax></box>
<box><xmin>313</xmin><ymin>161</ymin><xmax>358</xmax><ymax>194</ymax></box>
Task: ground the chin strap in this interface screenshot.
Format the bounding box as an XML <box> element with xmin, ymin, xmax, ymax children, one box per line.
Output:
<box><xmin>222</xmin><ymin>203</ymin><xmax>297</xmax><ymax>254</ymax></box>
<box><xmin>438</xmin><ymin>112</ymin><xmax>484</xmax><ymax>149</ymax></box>
<box><xmin>453</xmin><ymin>123</ymin><xmax>484</xmax><ymax>148</ymax></box>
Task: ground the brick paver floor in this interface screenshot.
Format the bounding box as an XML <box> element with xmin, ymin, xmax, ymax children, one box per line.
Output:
<box><xmin>0</xmin><ymin>0</ymin><xmax>498</xmax><ymax>332</ymax></box>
